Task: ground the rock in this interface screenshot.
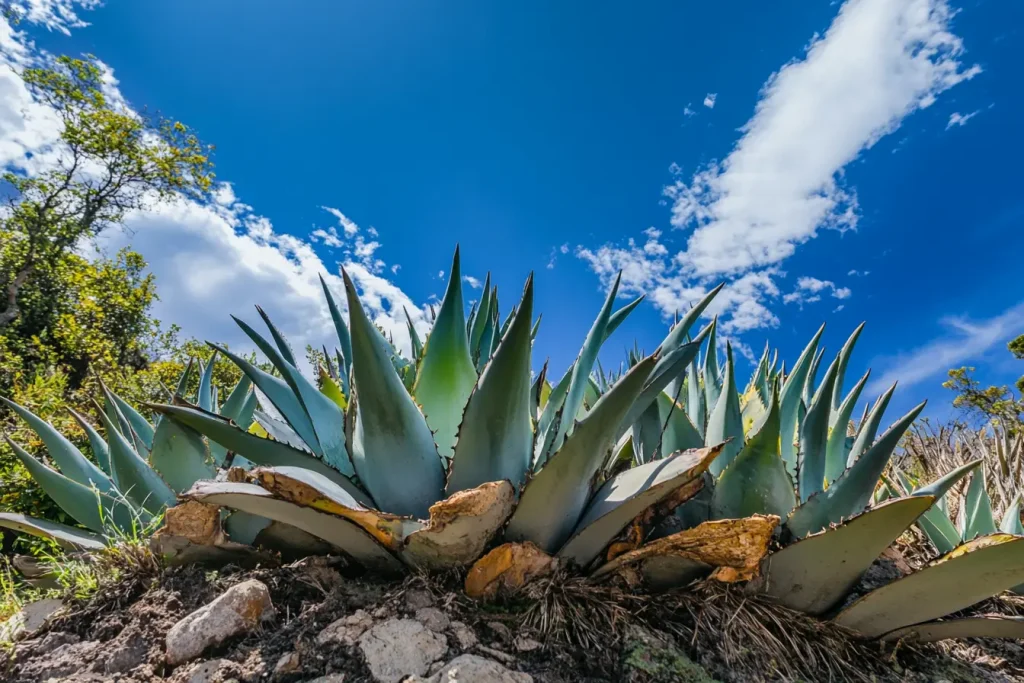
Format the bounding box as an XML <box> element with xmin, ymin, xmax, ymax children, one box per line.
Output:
<box><xmin>307</xmin><ymin>675</ymin><xmax>346</xmax><ymax>683</ymax></box>
<box><xmin>513</xmin><ymin>636</ymin><xmax>542</xmax><ymax>652</ymax></box>
<box><xmin>103</xmin><ymin>628</ymin><xmax>149</xmax><ymax>673</ymax></box>
<box><xmin>449</xmin><ymin>621</ymin><xmax>478</xmax><ymax>650</ymax></box>
<box><xmin>410</xmin><ymin>654</ymin><xmax>534</xmax><ymax>683</ymax></box>
<box><xmin>273</xmin><ymin>651</ymin><xmax>300</xmax><ymax>676</ymax></box>
<box><xmin>415</xmin><ymin>607</ymin><xmax>450</xmax><ymax>632</ymax></box>
<box><xmin>405</xmin><ymin>588</ymin><xmax>435</xmax><ymax>610</ymax></box>
<box><xmin>622</xmin><ymin>626</ymin><xmax>719</xmax><ymax>683</ymax></box>
<box><xmin>358</xmin><ymin>618</ymin><xmax>447</xmax><ymax>683</ymax></box>
<box><xmin>486</xmin><ymin>621</ymin><xmax>512</xmax><ymax>643</ymax></box>
<box><xmin>0</xmin><ymin>598</ymin><xmax>63</xmax><ymax>642</ymax></box>
<box><xmin>28</xmin><ymin>631</ymin><xmax>79</xmax><ymax>656</ymax></box>
<box><xmin>316</xmin><ymin>609</ymin><xmax>374</xmax><ymax>646</ymax></box>
<box><xmin>18</xmin><ymin>640</ymin><xmax>100</xmax><ymax>680</ymax></box>
<box><xmin>179</xmin><ymin>658</ymin><xmax>235</xmax><ymax>683</ymax></box>
<box><xmin>165</xmin><ymin>579</ymin><xmax>275</xmax><ymax>666</ymax></box>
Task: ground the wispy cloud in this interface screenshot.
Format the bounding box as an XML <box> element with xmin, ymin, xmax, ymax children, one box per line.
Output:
<box><xmin>462</xmin><ymin>275</ymin><xmax>482</xmax><ymax>289</ymax></box>
<box><xmin>946</xmin><ymin>110</ymin><xmax>980</xmax><ymax>129</ymax></box>
<box><xmin>782</xmin><ymin>277</ymin><xmax>852</xmax><ymax>307</ymax></box>
<box><xmin>579</xmin><ymin>0</ymin><xmax>979</xmax><ymax>333</ymax></box>
<box><xmin>866</xmin><ymin>302</ymin><xmax>1024</xmax><ymax>396</ymax></box>
<box><xmin>703</xmin><ymin>93</ymin><xmax>717</xmax><ymax>109</ymax></box>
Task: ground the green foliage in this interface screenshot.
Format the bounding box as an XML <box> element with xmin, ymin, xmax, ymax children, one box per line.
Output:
<box><xmin>943</xmin><ymin>335</ymin><xmax>1024</xmax><ymax>434</ymax></box>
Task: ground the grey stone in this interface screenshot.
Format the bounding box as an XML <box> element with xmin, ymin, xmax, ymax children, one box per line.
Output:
<box><xmin>180</xmin><ymin>658</ymin><xmax>234</xmax><ymax>683</ymax></box>
<box><xmin>513</xmin><ymin>636</ymin><xmax>542</xmax><ymax>652</ymax></box>
<box><xmin>415</xmin><ymin>607</ymin><xmax>450</xmax><ymax>632</ymax></box>
<box><xmin>358</xmin><ymin>618</ymin><xmax>447</xmax><ymax>683</ymax></box>
<box><xmin>316</xmin><ymin>609</ymin><xmax>373</xmax><ymax>646</ymax></box>
<box><xmin>165</xmin><ymin>579</ymin><xmax>275</xmax><ymax>666</ymax></box>
<box><xmin>306</xmin><ymin>675</ymin><xmax>347</xmax><ymax>683</ymax></box>
<box><xmin>273</xmin><ymin>651</ymin><xmax>300</xmax><ymax>676</ymax></box>
<box><xmin>20</xmin><ymin>640</ymin><xmax>100</xmax><ymax>680</ymax></box>
<box><xmin>103</xmin><ymin>629</ymin><xmax>149</xmax><ymax>673</ymax></box>
<box><xmin>410</xmin><ymin>654</ymin><xmax>534</xmax><ymax>683</ymax></box>
<box><xmin>0</xmin><ymin>598</ymin><xmax>63</xmax><ymax>642</ymax></box>
<box><xmin>404</xmin><ymin>588</ymin><xmax>435</xmax><ymax>610</ymax></box>
<box><xmin>486</xmin><ymin>621</ymin><xmax>512</xmax><ymax>643</ymax></box>
<box><xmin>449</xmin><ymin>621</ymin><xmax>477</xmax><ymax>650</ymax></box>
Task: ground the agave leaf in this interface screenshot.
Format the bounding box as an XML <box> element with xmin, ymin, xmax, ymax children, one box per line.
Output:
<box><xmin>712</xmin><ymin>386</ymin><xmax>796</xmax><ymax>520</ymax></box>
<box><xmin>846</xmin><ymin>384</ymin><xmax>896</xmax><ymax>467</ymax></box>
<box><xmin>630</xmin><ymin>401</ymin><xmax>663</xmax><ymax>465</ymax></box>
<box><xmin>1</xmin><ymin>398</ymin><xmax>115</xmax><ymax>494</ymax></box>
<box><xmin>882</xmin><ymin>616</ymin><xmax>1024</xmax><ymax>643</ymax></box>
<box><xmin>233</xmin><ymin>318</ymin><xmax>352</xmax><ymax>476</ymax></box>
<box><xmin>173</xmin><ymin>358</ymin><xmax>196</xmax><ymax>398</ymax></box>
<box><xmin>534</xmin><ymin>368</ymin><xmax>572</xmax><ymax>470</ymax></box>
<box><xmin>404</xmin><ymin>307</ymin><xmax>423</xmax><ymax>361</ymax></box>
<box><xmin>531</xmin><ymin>315</ymin><xmax>542</xmax><ymax>341</ymax></box>
<box><xmin>779</xmin><ymin>324</ymin><xmax>825</xmax><ymax>476</ymax></box>
<box><xmin>755</xmin><ymin>496</ymin><xmax>934</xmax><ymax>615</ymax></box>
<box><xmin>706</xmin><ymin>345</ymin><xmax>744</xmax><ymax>476</ymax></box>
<box><xmin>67</xmin><ymin>408</ymin><xmax>111</xmax><ymax>476</ymax></box>
<box><xmin>797</xmin><ymin>357</ymin><xmax>839</xmax><ymax>502</ymax></box>
<box><xmin>0</xmin><ymin>512</ymin><xmax>108</xmax><ymax>551</ymax></box>
<box><xmin>255</xmin><ymin>305</ymin><xmax>298</xmax><ymax>367</ymax></box>
<box><xmin>319</xmin><ymin>368</ymin><xmax>347</xmax><ymax>412</ymax></box>
<box><xmin>343</xmin><ymin>270</ymin><xmax>445</xmax><ymax>518</ymax></box>
<box><xmin>412</xmin><ymin>248</ymin><xmax>478</xmax><ymax>461</ymax></box>
<box><xmin>102</xmin><ymin>389</ymin><xmax>156</xmax><ymax>453</ymax></box>
<box><xmin>253</xmin><ymin>410</ymin><xmax>315</xmax><ymax>454</ymax></box>
<box><xmin>786</xmin><ymin>401</ymin><xmax>926</xmax><ymax>539</ymax></box>
<box><xmin>184</xmin><ymin>481</ymin><xmax>402</xmax><ymax>574</ymax></box>
<box><xmin>603</xmin><ymin>295</ymin><xmax>645</xmax><ymax>343</ymax></box>
<box><xmin>468</xmin><ymin>273</ymin><xmax>493</xmax><ymax>357</ymax></box>
<box><xmin>654</xmin><ymin>284</ymin><xmax>723</xmax><ymax>356</ymax></box>
<box><xmin>824</xmin><ymin>372</ymin><xmax>869</xmax><ymax>484</ymax></box>
<box><xmin>223</xmin><ymin>511</ymin><xmax>272</xmax><ymax>545</ymax></box>
<box><xmin>211</xmin><ymin>343</ymin><xmax>321</xmax><ymax>457</ymax></box>
<box><xmin>834</xmin><ymin>535</ymin><xmax>1024</xmax><ymax>638</ymax></box>
<box><xmin>95</xmin><ymin>409</ymin><xmax>176</xmax><ymax>515</ymax></box>
<box><xmin>148</xmin><ymin>413</ymin><xmax>215</xmax><ymax>494</ymax></box>
<box><xmin>702</xmin><ymin>319</ymin><xmax>722</xmax><ymax>412</ymax></box>
<box><xmin>539</xmin><ymin>273</ymin><xmax>622</xmax><ymax>465</ymax></box>
<box><xmin>962</xmin><ymin>469</ymin><xmax>998</xmax><ymax>541</ymax></box>
<box><xmin>197</xmin><ymin>351</ymin><xmax>217</xmax><ymax>412</ymax></box>
<box><xmin>530</xmin><ymin>361</ymin><xmax>549</xmax><ymax>419</ymax></box>
<box><xmin>505</xmin><ymin>355</ymin><xmax>658</xmax><ymax>553</ymax></box>
<box><xmin>448</xmin><ymin>276</ymin><xmax>535</xmax><ymax>494</ymax></box>
<box><xmin>901</xmin><ymin>460</ymin><xmax>981</xmax><ymax>553</ymax></box>
<box><xmin>253</xmin><ymin>466</ymin><xmax>422</xmax><ymax>550</ymax></box>
<box><xmin>320</xmin><ymin>275</ymin><xmax>353</xmax><ymax>380</ymax></box>
<box><xmin>220</xmin><ymin>375</ymin><xmax>254</xmax><ymax>423</ymax></box>
<box><xmin>1000</xmin><ymin>494</ymin><xmax>1023</xmax><ymax>535</ymax></box>
<box><xmin>830</xmin><ymin>323</ymin><xmax>865</xmax><ymax>422</ymax></box>
<box><xmin>686</xmin><ymin>358</ymin><xmax>705</xmax><ymax>437</ymax></box>
<box><xmin>659</xmin><ymin>392</ymin><xmax>704</xmax><ymax>456</ymax></box>
<box><xmin>803</xmin><ymin>347</ymin><xmax>825</xmax><ymax>409</ymax></box>
<box><xmin>559</xmin><ymin>445</ymin><xmax>721</xmax><ymax>568</ymax></box>
<box><xmin>150</xmin><ymin>403</ymin><xmax>371</xmax><ymax>506</ymax></box>
<box><xmin>3</xmin><ymin>436</ymin><xmax>141</xmax><ymax>534</ymax></box>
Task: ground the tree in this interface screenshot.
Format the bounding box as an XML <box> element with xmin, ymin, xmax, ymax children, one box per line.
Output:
<box><xmin>944</xmin><ymin>334</ymin><xmax>1024</xmax><ymax>435</ymax></box>
<box><xmin>0</xmin><ymin>56</ymin><xmax>213</xmax><ymax>334</ymax></box>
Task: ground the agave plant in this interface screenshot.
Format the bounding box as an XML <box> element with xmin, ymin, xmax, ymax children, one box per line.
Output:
<box><xmin>589</xmin><ymin>324</ymin><xmax>1024</xmax><ymax>643</ymax></box>
<box><xmin>144</xmin><ymin>249</ymin><xmax>729</xmax><ymax>579</ymax></box>
<box><xmin>0</xmin><ymin>357</ymin><xmax>259</xmax><ymax>552</ymax></box>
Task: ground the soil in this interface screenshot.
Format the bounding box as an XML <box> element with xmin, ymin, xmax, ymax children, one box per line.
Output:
<box><xmin>4</xmin><ymin>555</ymin><xmax>1024</xmax><ymax>683</ymax></box>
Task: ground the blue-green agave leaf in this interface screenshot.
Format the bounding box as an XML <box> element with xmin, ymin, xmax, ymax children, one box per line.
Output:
<box><xmin>468</xmin><ymin>273</ymin><xmax>493</xmax><ymax>358</ymax></box>
<box><xmin>712</xmin><ymin>386</ymin><xmax>796</xmax><ymax>520</ymax></box>
<box><xmin>255</xmin><ymin>305</ymin><xmax>298</xmax><ymax>367</ymax></box>
<box><xmin>786</xmin><ymin>401</ymin><xmax>925</xmax><ymax>539</ymax></box>
<box><xmin>320</xmin><ymin>275</ymin><xmax>353</xmax><ymax>380</ymax></box>
<box><xmin>95</xmin><ymin>409</ymin><xmax>176</xmax><ymax>515</ymax></box>
<box><xmin>656</xmin><ymin>284</ymin><xmax>724</xmax><ymax>354</ymax></box>
<box><xmin>404</xmin><ymin>307</ymin><xmax>424</xmax><ymax>360</ymax></box>
<box><xmin>343</xmin><ymin>269</ymin><xmax>445</xmax><ymax>518</ymax></box>
<box><xmin>105</xmin><ymin>390</ymin><xmax>156</xmax><ymax>452</ymax></box>
<box><xmin>1</xmin><ymin>397</ymin><xmax>114</xmax><ymax>494</ymax></box>
<box><xmin>657</xmin><ymin>392</ymin><xmax>704</xmax><ymax>457</ymax></box>
<box><xmin>824</xmin><ymin>371</ymin><xmax>869</xmax><ymax>485</ymax></box>
<box><xmin>603</xmin><ymin>295</ymin><xmax>645</xmax><ymax>343</ymax></box>
<box><xmin>173</xmin><ymin>358</ymin><xmax>196</xmax><ymax>398</ymax></box>
<box><xmin>797</xmin><ymin>357</ymin><xmax>839</xmax><ymax>502</ymax></box>
<box><xmin>505</xmin><ymin>354</ymin><xmax>658</xmax><ymax>553</ymax></box>
<box><xmin>0</xmin><ymin>512</ymin><xmax>107</xmax><ymax>551</ymax></box>
<box><xmin>448</xmin><ymin>275</ymin><xmax>535</xmax><ymax>494</ymax></box>
<box><xmin>412</xmin><ymin>248</ymin><xmax>478</xmax><ymax>461</ymax></box>
<box><xmin>67</xmin><ymin>407</ymin><xmax>111</xmax><ymax>477</ymax></box>
<box><xmin>779</xmin><ymin>324</ymin><xmax>825</xmax><ymax>477</ymax></box>
<box><xmin>687</xmin><ymin>358</ymin><xmax>705</xmax><ymax>438</ymax></box>
<box><xmin>803</xmin><ymin>347</ymin><xmax>825</xmax><ymax>409</ymax></box>
<box><xmin>846</xmin><ymin>384</ymin><xmax>897</xmax><ymax>468</ymax></box>
<box><xmin>197</xmin><ymin>352</ymin><xmax>217</xmax><ymax>412</ymax></box>
<box><xmin>963</xmin><ymin>468</ymin><xmax>998</xmax><ymax>541</ymax></box>
<box><xmin>1001</xmin><ymin>494</ymin><xmax>1024</xmax><ymax>535</ymax></box>
<box><xmin>149</xmin><ymin>412</ymin><xmax>216</xmax><ymax>494</ymax></box>
<box><xmin>702</xmin><ymin>318</ymin><xmax>722</xmax><ymax>412</ymax></box>
<box><xmin>830</xmin><ymin>323</ymin><xmax>865</xmax><ymax>422</ymax></box>
<box><xmin>706</xmin><ymin>344</ymin><xmax>744</xmax><ymax>477</ymax></box>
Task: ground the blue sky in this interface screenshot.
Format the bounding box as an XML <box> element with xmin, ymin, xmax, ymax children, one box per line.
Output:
<box><xmin>2</xmin><ymin>0</ymin><xmax>1022</xmax><ymax>420</ymax></box>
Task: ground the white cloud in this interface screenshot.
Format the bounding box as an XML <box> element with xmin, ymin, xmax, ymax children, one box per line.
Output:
<box><xmin>462</xmin><ymin>275</ymin><xmax>482</xmax><ymax>289</ymax></box>
<box><xmin>683</xmin><ymin>104</ymin><xmax>697</xmax><ymax>118</ymax></box>
<box><xmin>783</xmin><ymin>277</ymin><xmax>853</xmax><ymax>307</ymax></box>
<box><xmin>946</xmin><ymin>110</ymin><xmax>980</xmax><ymax>129</ymax></box>
<box><xmin>703</xmin><ymin>93</ymin><xmax>717</xmax><ymax>109</ymax></box>
<box><xmin>866</xmin><ymin>301</ymin><xmax>1024</xmax><ymax>396</ymax></box>
<box><xmin>580</xmin><ymin>0</ymin><xmax>978</xmax><ymax>334</ymax></box>
<box><xmin>320</xmin><ymin>206</ymin><xmax>360</xmax><ymax>236</ymax></box>
<box><xmin>1</xmin><ymin>5</ymin><xmax>431</xmax><ymax>365</ymax></box>
<box><xmin>847</xmin><ymin>269</ymin><xmax>870</xmax><ymax>276</ymax></box>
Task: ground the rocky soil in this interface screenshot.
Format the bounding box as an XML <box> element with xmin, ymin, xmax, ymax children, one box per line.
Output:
<box><xmin>4</xmin><ymin>556</ymin><xmax>1024</xmax><ymax>683</ymax></box>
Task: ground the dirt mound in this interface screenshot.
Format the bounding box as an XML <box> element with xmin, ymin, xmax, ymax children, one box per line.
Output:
<box><xmin>4</xmin><ymin>557</ymin><xmax>1024</xmax><ymax>683</ymax></box>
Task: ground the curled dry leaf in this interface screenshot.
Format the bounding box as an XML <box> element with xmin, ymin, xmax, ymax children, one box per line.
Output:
<box><xmin>465</xmin><ymin>542</ymin><xmax>557</xmax><ymax>599</ymax></box>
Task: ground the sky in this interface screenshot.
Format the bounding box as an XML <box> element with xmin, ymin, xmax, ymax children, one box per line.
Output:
<box><xmin>1</xmin><ymin>0</ymin><xmax>1022</xmax><ymax>421</ymax></box>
